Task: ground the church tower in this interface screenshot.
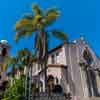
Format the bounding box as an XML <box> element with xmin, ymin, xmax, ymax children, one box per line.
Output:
<box><xmin>0</xmin><ymin>40</ymin><xmax>10</xmax><ymax>78</ymax></box>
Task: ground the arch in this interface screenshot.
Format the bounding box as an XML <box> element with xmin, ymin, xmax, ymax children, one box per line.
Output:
<box><xmin>2</xmin><ymin>48</ymin><xmax>7</xmax><ymax>56</ymax></box>
<box><xmin>47</xmin><ymin>74</ymin><xmax>54</xmax><ymax>82</ymax></box>
<box><xmin>39</xmin><ymin>80</ymin><xmax>43</xmax><ymax>92</ymax></box>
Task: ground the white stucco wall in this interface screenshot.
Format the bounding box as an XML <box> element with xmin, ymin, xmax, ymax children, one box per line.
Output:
<box><xmin>48</xmin><ymin>45</ymin><xmax>67</xmax><ymax>65</ymax></box>
<box><xmin>31</xmin><ymin>38</ymin><xmax>100</xmax><ymax>97</ymax></box>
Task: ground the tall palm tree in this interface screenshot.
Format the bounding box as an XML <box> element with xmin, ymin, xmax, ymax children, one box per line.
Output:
<box><xmin>15</xmin><ymin>4</ymin><xmax>68</xmax><ymax>92</ymax></box>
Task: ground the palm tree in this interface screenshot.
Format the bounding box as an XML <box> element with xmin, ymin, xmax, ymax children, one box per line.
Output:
<box><xmin>4</xmin><ymin>49</ymin><xmax>37</xmax><ymax>100</ymax></box>
<box><xmin>6</xmin><ymin>56</ymin><xmax>18</xmax><ymax>77</ymax></box>
<box><xmin>5</xmin><ymin>56</ymin><xmax>19</xmax><ymax>89</ymax></box>
<box><xmin>15</xmin><ymin>4</ymin><xmax>68</xmax><ymax>92</ymax></box>
<box><xmin>17</xmin><ymin>48</ymin><xmax>37</xmax><ymax>100</ymax></box>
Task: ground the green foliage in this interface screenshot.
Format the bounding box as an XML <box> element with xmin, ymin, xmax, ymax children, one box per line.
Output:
<box><xmin>52</xmin><ymin>30</ymin><xmax>68</xmax><ymax>41</ymax></box>
<box><xmin>4</xmin><ymin>76</ymin><xmax>25</xmax><ymax>100</ymax></box>
<box><xmin>17</xmin><ymin>48</ymin><xmax>37</xmax><ymax>66</ymax></box>
<box><xmin>32</xmin><ymin>4</ymin><xmax>43</xmax><ymax>15</ymax></box>
<box><xmin>1</xmin><ymin>98</ymin><xmax>8</xmax><ymax>100</ymax></box>
<box><xmin>15</xmin><ymin>3</ymin><xmax>67</xmax><ymax>43</ymax></box>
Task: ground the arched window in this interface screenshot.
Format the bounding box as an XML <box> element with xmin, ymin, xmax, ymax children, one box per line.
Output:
<box><xmin>47</xmin><ymin>75</ymin><xmax>54</xmax><ymax>82</ymax></box>
<box><xmin>2</xmin><ymin>48</ymin><xmax>7</xmax><ymax>56</ymax></box>
<box><xmin>47</xmin><ymin>75</ymin><xmax>55</xmax><ymax>92</ymax></box>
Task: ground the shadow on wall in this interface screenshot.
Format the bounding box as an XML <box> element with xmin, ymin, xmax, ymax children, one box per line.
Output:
<box><xmin>61</xmin><ymin>67</ymin><xmax>76</xmax><ymax>95</ymax></box>
<box><xmin>90</xmin><ymin>70</ymin><xmax>100</xmax><ymax>97</ymax></box>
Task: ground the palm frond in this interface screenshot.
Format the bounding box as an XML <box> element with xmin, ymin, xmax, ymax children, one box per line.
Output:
<box><xmin>52</xmin><ymin>30</ymin><xmax>68</xmax><ymax>41</ymax></box>
<box><xmin>15</xmin><ymin>30</ymin><xmax>33</xmax><ymax>42</ymax></box>
<box><xmin>32</xmin><ymin>4</ymin><xmax>43</xmax><ymax>15</ymax></box>
<box><xmin>30</xmin><ymin>53</ymin><xmax>37</xmax><ymax>63</ymax></box>
<box><xmin>15</xmin><ymin>15</ymin><xmax>41</xmax><ymax>42</ymax></box>
<box><xmin>6</xmin><ymin>56</ymin><xmax>16</xmax><ymax>64</ymax></box>
<box><xmin>23</xmin><ymin>13</ymin><xmax>34</xmax><ymax>20</ymax></box>
<box><xmin>15</xmin><ymin>19</ymin><xmax>32</xmax><ymax>30</ymax></box>
<box><xmin>45</xmin><ymin>8</ymin><xmax>60</xmax><ymax>26</ymax></box>
<box><xmin>18</xmin><ymin>48</ymin><xmax>30</xmax><ymax>57</ymax></box>
<box><xmin>5</xmin><ymin>56</ymin><xmax>18</xmax><ymax>70</ymax></box>
<box><xmin>17</xmin><ymin>48</ymin><xmax>33</xmax><ymax>65</ymax></box>
<box><xmin>15</xmin><ymin>30</ymin><xmax>25</xmax><ymax>42</ymax></box>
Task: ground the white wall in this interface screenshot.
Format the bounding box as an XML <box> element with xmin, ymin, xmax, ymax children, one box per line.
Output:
<box><xmin>48</xmin><ymin>45</ymin><xmax>67</xmax><ymax>65</ymax></box>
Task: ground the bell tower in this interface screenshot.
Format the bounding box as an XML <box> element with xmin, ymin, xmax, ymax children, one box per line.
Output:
<box><xmin>0</xmin><ymin>40</ymin><xmax>10</xmax><ymax>76</ymax></box>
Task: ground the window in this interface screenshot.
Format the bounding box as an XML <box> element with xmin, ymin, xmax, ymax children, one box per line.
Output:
<box><xmin>2</xmin><ymin>48</ymin><xmax>7</xmax><ymax>56</ymax></box>
<box><xmin>51</xmin><ymin>54</ymin><xmax>55</xmax><ymax>64</ymax></box>
<box><xmin>51</xmin><ymin>52</ymin><xmax>60</xmax><ymax>64</ymax></box>
<box><xmin>56</xmin><ymin>52</ymin><xmax>60</xmax><ymax>63</ymax></box>
<box><xmin>56</xmin><ymin>52</ymin><xmax>59</xmax><ymax>57</ymax></box>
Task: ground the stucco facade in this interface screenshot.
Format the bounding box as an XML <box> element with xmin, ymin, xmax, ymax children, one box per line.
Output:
<box><xmin>32</xmin><ymin>37</ymin><xmax>100</xmax><ymax>99</ymax></box>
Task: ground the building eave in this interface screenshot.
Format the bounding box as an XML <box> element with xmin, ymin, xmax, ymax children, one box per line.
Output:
<box><xmin>48</xmin><ymin>42</ymin><xmax>66</xmax><ymax>54</ymax></box>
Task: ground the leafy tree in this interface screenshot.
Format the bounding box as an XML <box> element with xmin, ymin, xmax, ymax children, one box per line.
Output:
<box><xmin>4</xmin><ymin>76</ymin><xmax>25</xmax><ymax>100</ymax></box>
<box><xmin>5</xmin><ymin>56</ymin><xmax>18</xmax><ymax>77</ymax></box>
<box><xmin>3</xmin><ymin>49</ymin><xmax>37</xmax><ymax>100</ymax></box>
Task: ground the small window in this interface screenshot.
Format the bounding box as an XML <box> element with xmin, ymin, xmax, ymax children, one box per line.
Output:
<box><xmin>51</xmin><ymin>54</ymin><xmax>55</xmax><ymax>64</ymax></box>
<box><xmin>56</xmin><ymin>52</ymin><xmax>59</xmax><ymax>57</ymax></box>
<box><xmin>51</xmin><ymin>52</ymin><xmax>60</xmax><ymax>64</ymax></box>
<box><xmin>56</xmin><ymin>52</ymin><xmax>60</xmax><ymax>63</ymax></box>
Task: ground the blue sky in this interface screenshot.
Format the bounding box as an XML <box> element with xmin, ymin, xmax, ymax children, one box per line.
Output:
<box><xmin>0</xmin><ymin>0</ymin><xmax>99</xmax><ymax>57</ymax></box>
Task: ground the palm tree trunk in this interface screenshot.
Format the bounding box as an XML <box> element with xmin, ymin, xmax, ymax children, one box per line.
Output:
<box><xmin>28</xmin><ymin>63</ymin><xmax>33</xmax><ymax>100</ymax></box>
<box><xmin>28</xmin><ymin>68</ymin><xmax>31</xmax><ymax>100</ymax></box>
<box><xmin>42</xmin><ymin>30</ymin><xmax>48</xmax><ymax>92</ymax></box>
<box><xmin>30</xmin><ymin>64</ymin><xmax>33</xmax><ymax>99</ymax></box>
<box><xmin>25</xmin><ymin>66</ymin><xmax>29</xmax><ymax>100</ymax></box>
<box><xmin>44</xmin><ymin>61</ymin><xmax>48</xmax><ymax>92</ymax></box>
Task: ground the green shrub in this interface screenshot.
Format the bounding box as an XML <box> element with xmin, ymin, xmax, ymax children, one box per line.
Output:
<box><xmin>4</xmin><ymin>76</ymin><xmax>25</xmax><ymax>100</ymax></box>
